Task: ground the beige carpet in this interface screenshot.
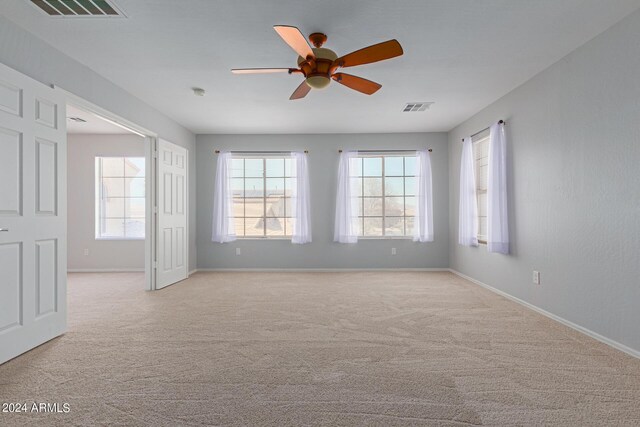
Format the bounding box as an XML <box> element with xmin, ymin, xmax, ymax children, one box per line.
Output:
<box><xmin>0</xmin><ymin>272</ymin><xmax>639</xmax><ymax>426</ymax></box>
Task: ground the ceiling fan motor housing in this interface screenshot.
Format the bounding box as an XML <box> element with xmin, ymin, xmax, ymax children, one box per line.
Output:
<box><xmin>298</xmin><ymin>47</ymin><xmax>338</xmax><ymax>89</ymax></box>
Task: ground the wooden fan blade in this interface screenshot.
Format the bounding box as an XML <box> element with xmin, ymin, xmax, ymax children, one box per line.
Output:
<box><xmin>331</xmin><ymin>73</ymin><xmax>381</xmax><ymax>95</ymax></box>
<box><xmin>335</xmin><ymin>39</ymin><xmax>403</xmax><ymax>68</ymax></box>
<box><xmin>274</xmin><ymin>25</ymin><xmax>315</xmax><ymax>59</ymax></box>
<box><xmin>290</xmin><ymin>80</ymin><xmax>311</xmax><ymax>100</ymax></box>
<box><xmin>231</xmin><ymin>68</ymin><xmax>292</xmax><ymax>74</ymax></box>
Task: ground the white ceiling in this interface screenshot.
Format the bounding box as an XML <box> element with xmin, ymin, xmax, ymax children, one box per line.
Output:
<box><xmin>66</xmin><ymin>104</ymin><xmax>132</xmax><ymax>134</ymax></box>
<box><xmin>2</xmin><ymin>0</ymin><xmax>639</xmax><ymax>134</ymax></box>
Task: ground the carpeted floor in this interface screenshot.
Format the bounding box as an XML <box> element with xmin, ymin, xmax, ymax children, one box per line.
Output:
<box><xmin>0</xmin><ymin>272</ymin><xmax>639</xmax><ymax>426</ymax></box>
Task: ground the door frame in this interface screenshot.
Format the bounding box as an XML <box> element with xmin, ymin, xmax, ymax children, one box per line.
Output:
<box><xmin>55</xmin><ymin>87</ymin><xmax>159</xmax><ymax>291</ymax></box>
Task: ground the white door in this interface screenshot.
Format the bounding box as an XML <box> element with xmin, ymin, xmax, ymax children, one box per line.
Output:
<box><xmin>0</xmin><ymin>63</ymin><xmax>67</xmax><ymax>364</ymax></box>
<box><xmin>156</xmin><ymin>139</ymin><xmax>188</xmax><ymax>289</ymax></box>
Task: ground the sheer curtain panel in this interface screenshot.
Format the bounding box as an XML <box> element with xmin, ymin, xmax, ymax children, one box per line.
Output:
<box><xmin>413</xmin><ymin>149</ymin><xmax>434</xmax><ymax>242</ymax></box>
<box><xmin>334</xmin><ymin>150</ymin><xmax>359</xmax><ymax>243</ymax></box>
<box><xmin>487</xmin><ymin>122</ymin><xmax>509</xmax><ymax>254</ymax></box>
<box><xmin>458</xmin><ymin>137</ymin><xmax>479</xmax><ymax>247</ymax></box>
<box><xmin>211</xmin><ymin>151</ymin><xmax>237</xmax><ymax>243</ymax></box>
<box><xmin>291</xmin><ymin>151</ymin><xmax>312</xmax><ymax>244</ymax></box>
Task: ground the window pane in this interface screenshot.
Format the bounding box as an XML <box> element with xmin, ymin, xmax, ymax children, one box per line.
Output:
<box><xmin>265</xmin><ymin>217</ymin><xmax>285</xmax><ymax>236</ymax></box>
<box><xmin>245</xmin><ymin>158</ymin><xmax>264</xmax><ymax>177</ymax></box>
<box><xmin>244</xmin><ymin>198</ymin><xmax>263</xmax><ymax>218</ymax></box>
<box><xmin>103</xmin><ymin>197</ymin><xmax>125</xmax><ymax>218</ymax></box>
<box><xmin>124</xmin><ymin>219</ymin><xmax>145</xmax><ymax>238</ymax></box>
<box><xmin>101</xmin><ymin>157</ymin><xmax>124</xmax><ymax>177</ymax></box>
<box><xmin>384</xmin><ymin>156</ymin><xmax>404</xmax><ymax>176</ymax></box>
<box><xmin>265</xmin><ymin>197</ymin><xmax>286</xmax><ymax>217</ymax></box>
<box><xmin>478</xmin><ymin>217</ymin><xmax>488</xmax><ymax>239</ymax></box>
<box><xmin>404</xmin><ymin>156</ymin><xmax>416</xmax><ymax>176</ymax></box>
<box><xmin>245</xmin><ymin>218</ymin><xmax>264</xmax><ymax>236</ymax></box>
<box><xmin>284</xmin><ymin>218</ymin><xmax>293</xmax><ymax>236</ymax></box>
<box><xmin>125</xmin><ymin>198</ymin><xmax>145</xmax><ymax>218</ymax></box>
<box><xmin>478</xmin><ymin>192</ymin><xmax>487</xmax><ymax>216</ymax></box>
<box><xmin>231</xmin><ymin>178</ymin><xmax>244</xmax><ymax>197</ymax></box>
<box><xmin>363</xmin><ymin>197</ymin><xmax>382</xmax><ymax>216</ymax></box>
<box><xmin>266</xmin><ymin>178</ymin><xmax>285</xmax><ymax>196</ymax></box>
<box><xmin>404</xmin><ymin>177</ymin><xmax>416</xmax><ymax>196</ymax></box>
<box><xmin>385</xmin><ymin>177</ymin><xmax>404</xmax><ymax>196</ymax></box>
<box><xmin>406</xmin><ymin>217</ymin><xmax>415</xmax><ymax>236</ymax></box>
<box><xmin>363</xmin><ymin>177</ymin><xmax>382</xmax><ymax>196</ymax></box>
<box><xmin>385</xmin><ymin>197</ymin><xmax>404</xmax><ymax>216</ymax></box>
<box><xmin>385</xmin><ymin>217</ymin><xmax>404</xmax><ymax>236</ymax></box>
<box><xmin>231</xmin><ymin>159</ymin><xmax>244</xmax><ymax>178</ymax></box>
<box><xmin>405</xmin><ymin>196</ymin><xmax>416</xmax><ymax>216</ymax></box>
<box><xmin>284</xmin><ymin>158</ymin><xmax>293</xmax><ymax>177</ymax></box>
<box><xmin>266</xmin><ymin>158</ymin><xmax>285</xmax><ymax>177</ymax></box>
<box><xmin>233</xmin><ymin>217</ymin><xmax>244</xmax><ymax>236</ymax></box>
<box><xmin>101</xmin><ymin>177</ymin><xmax>125</xmax><ymax>197</ymax></box>
<box><xmin>233</xmin><ymin>198</ymin><xmax>244</xmax><ymax>217</ymax></box>
<box><xmin>125</xmin><ymin>177</ymin><xmax>145</xmax><ymax>197</ymax></box>
<box><xmin>124</xmin><ymin>158</ymin><xmax>145</xmax><ymax>177</ymax></box>
<box><xmin>284</xmin><ymin>197</ymin><xmax>293</xmax><ymax>218</ymax></box>
<box><xmin>284</xmin><ymin>178</ymin><xmax>295</xmax><ymax>196</ymax></box>
<box><xmin>350</xmin><ymin>177</ymin><xmax>362</xmax><ymax>196</ymax></box>
<box><xmin>245</xmin><ymin>178</ymin><xmax>264</xmax><ymax>197</ymax></box>
<box><xmin>100</xmin><ymin>219</ymin><xmax>124</xmax><ymax>238</ymax></box>
<box><xmin>363</xmin><ymin>217</ymin><xmax>383</xmax><ymax>236</ymax></box>
<box><xmin>363</xmin><ymin>157</ymin><xmax>382</xmax><ymax>176</ymax></box>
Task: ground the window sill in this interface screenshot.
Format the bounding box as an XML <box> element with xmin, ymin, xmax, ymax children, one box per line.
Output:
<box><xmin>235</xmin><ymin>237</ymin><xmax>292</xmax><ymax>240</ymax></box>
<box><xmin>358</xmin><ymin>237</ymin><xmax>413</xmax><ymax>240</ymax></box>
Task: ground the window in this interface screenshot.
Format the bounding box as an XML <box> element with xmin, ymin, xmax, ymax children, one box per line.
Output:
<box><xmin>231</xmin><ymin>156</ymin><xmax>293</xmax><ymax>238</ymax></box>
<box><xmin>473</xmin><ymin>133</ymin><xmax>489</xmax><ymax>243</ymax></box>
<box><xmin>352</xmin><ymin>154</ymin><xmax>416</xmax><ymax>237</ymax></box>
<box><xmin>95</xmin><ymin>157</ymin><xmax>145</xmax><ymax>239</ymax></box>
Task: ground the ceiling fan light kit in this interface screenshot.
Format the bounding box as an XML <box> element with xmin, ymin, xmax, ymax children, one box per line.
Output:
<box><xmin>231</xmin><ymin>26</ymin><xmax>403</xmax><ymax>100</ymax></box>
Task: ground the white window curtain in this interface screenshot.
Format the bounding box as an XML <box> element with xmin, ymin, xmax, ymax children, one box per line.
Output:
<box><xmin>458</xmin><ymin>137</ymin><xmax>478</xmax><ymax>247</ymax></box>
<box><xmin>211</xmin><ymin>151</ymin><xmax>237</xmax><ymax>243</ymax></box>
<box><xmin>334</xmin><ymin>150</ymin><xmax>360</xmax><ymax>243</ymax></box>
<box><xmin>487</xmin><ymin>122</ymin><xmax>509</xmax><ymax>254</ymax></box>
<box><xmin>413</xmin><ymin>149</ymin><xmax>434</xmax><ymax>242</ymax></box>
<box><xmin>291</xmin><ymin>151</ymin><xmax>312</xmax><ymax>244</ymax></box>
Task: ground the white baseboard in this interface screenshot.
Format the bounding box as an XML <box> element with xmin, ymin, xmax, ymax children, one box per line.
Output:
<box><xmin>191</xmin><ymin>267</ymin><xmax>449</xmax><ymax>273</ymax></box>
<box><xmin>449</xmin><ymin>269</ymin><xmax>640</xmax><ymax>360</ymax></box>
<box><xmin>68</xmin><ymin>268</ymin><xmax>144</xmax><ymax>273</ymax></box>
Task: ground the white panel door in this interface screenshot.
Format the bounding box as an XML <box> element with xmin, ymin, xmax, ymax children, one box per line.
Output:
<box><xmin>0</xmin><ymin>63</ymin><xmax>67</xmax><ymax>365</ymax></box>
<box><xmin>156</xmin><ymin>139</ymin><xmax>188</xmax><ymax>289</ymax></box>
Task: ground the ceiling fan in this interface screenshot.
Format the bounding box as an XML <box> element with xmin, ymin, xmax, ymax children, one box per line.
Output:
<box><xmin>231</xmin><ymin>26</ymin><xmax>403</xmax><ymax>100</ymax></box>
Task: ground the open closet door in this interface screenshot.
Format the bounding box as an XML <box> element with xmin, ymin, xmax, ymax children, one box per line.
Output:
<box><xmin>0</xmin><ymin>63</ymin><xmax>67</xmax><ymax>364</ymax></box>
<box><xmin>156</xmin><ymin>138</ymin><xmax>188</xmax><ymax>289</ymax></box>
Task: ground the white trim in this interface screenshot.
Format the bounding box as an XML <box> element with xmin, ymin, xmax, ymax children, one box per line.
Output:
<box><xmin>67</xmin><ymin>268</ymin><xmax>144</xmax><ymax>273</ymax></box>
<box><xmin>192</xmin><ymin>268</ymin><xmax>449</xmax><ymax>272</ymax></box>
<box><xmin>188</xmin><ymin>269</ymin><xmax>198</xmax><ymax>276</ymax></box>
<box><xmin>449</xmin><ymin>269</ymin><xmax>640</xmax><ymax>360</ymax></box>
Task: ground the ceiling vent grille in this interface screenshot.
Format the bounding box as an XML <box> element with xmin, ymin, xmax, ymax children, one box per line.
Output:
<box><xmin>30</xmin><ymin>0</ymin><xmax>125</xmax><ymax>17</ymax></box>
<box><xmin>67</xmin><ymin>117</ymin><xmax>87</xmax><ymax>122</ymax></box>
<box><xmin>403</xmin><ymin>102</ymin><xmax>434</xmax><ymax>112</ymax></box>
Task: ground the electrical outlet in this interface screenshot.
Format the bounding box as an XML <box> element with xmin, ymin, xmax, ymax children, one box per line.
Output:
<box><xmin>83</xmin><ymin>248</ymin><xmax>89</xmax><ymax>256</ymax></box>
<box><xmin>533</xmin><ymin>270</ymin><xmax>540</xmax><ymax>285</ymax></box>
<box><xmin>391</xmin><ymin>247</ymin><xmax>397</xmax><ymax>255</ymax></box>
<box><xmin>235</xmin><ymin>248</ymin><xmax>241</xmax><ymax>256</ymax></box>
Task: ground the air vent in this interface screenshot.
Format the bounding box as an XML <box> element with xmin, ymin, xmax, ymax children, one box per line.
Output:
<box><xmin>30</xmin><ymin>0</ymin><xmax>125</xmax><ymax>17</ymax></box>
<box><xmin>403</xmin><ymin>102</ymin><xmax>434</xmax><ymax>112</ymax></box>
<box><xmin>67</xmin><ymin>117</ymin><xmax>87</xmax><ymax>122</ymax></box>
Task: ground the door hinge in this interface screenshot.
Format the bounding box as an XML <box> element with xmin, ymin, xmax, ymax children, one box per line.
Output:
<box><xmin>153</xmin><ymin>150</ymin><xmax>158</xmax><ymax>159</ymax></box>
<box><xmin>154</xmin><ymin>206</ymin><xmax>158</xmax><ymax>214</ymax></box>
<box><xmin>153</xmin><ymin>261</ymin><xmax>158</xmax><ymax>269</ymax></box>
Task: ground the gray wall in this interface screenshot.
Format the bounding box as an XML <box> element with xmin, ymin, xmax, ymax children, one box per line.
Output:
<box><xmin>67</xmin><ymin>134</ymin><xmax>145</xmax><ymax>271</ymax></box>
<box><xmin>0</xmin><ymin>16</ymin><xmax>197</xmax><ymax>272</ymax></box>
<box><xmin>197</xmin><ymin>133</ymin><xmax>449</xmax><ymax>269</ymax></box>
<box><xmin>448</xmin><ymin>10</ymin><xmax>640</xmax><ymax>352</ymax></box>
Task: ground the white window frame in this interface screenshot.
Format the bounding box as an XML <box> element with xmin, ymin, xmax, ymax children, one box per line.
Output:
<box><xmin>231</xmin><ymin>154</ymin><xmax>294</xmax><ymax>239</ymax></box>
<box><xmin>353</xmin><ymin>152</ymin><xmax>417</xmax><ymax>239</ymax></box>
<box><xmin>95</xmin><ymin>156</ymin><xmax>146</xmax><ymax>241</ymax></box>
<box><xmin>473</xmin><ymin>133</ymin><xmax>490</xmax><ymax>244</ymax></box>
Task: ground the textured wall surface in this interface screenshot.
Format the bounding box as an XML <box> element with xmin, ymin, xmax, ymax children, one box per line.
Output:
<box><xmin>67</xmin><ymin>134</ymin><xmax>145</xmax><ymax>270</ymax></box>
<box><xmin>448</xmin><ymin>10</ymin><xmax>640</xmax><ymax>353</ymax></box>
<box><xmin>196</xmin><ymin>133</ymin><xmax>449</xmax><ymax>269</ymax></box>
